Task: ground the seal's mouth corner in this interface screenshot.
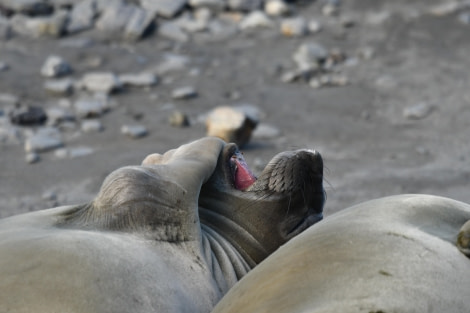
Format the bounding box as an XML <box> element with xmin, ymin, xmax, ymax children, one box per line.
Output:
<box><xmin>227</xmin><ymin>148</ymin><xmax>257</xmax><ymax>191</ymax></box>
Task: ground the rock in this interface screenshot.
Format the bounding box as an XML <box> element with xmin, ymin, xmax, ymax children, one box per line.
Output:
<box><xmin>169</xmin><ymin>110</ymin><xmax>190</xmax><ymax>127</ymax></box>
<box><xmin>119</xmin><ymin>72</ymin><xmax>158</xmax><ymax>87</ymax></box>
<box><xmin>66</xmin><ymin>0</ymin><xmax>97</xmax><ymax>34</ymax></box>
<box><xmin>124</xmin><ymin>7</ymin><xmax>155</xmax><ymax>41</ymax></box>
<box><xmin>429</xmin><ymin>2</ymin><xmax>461</xmax><ymax>16</ymax></box>
<box><xmin>81</xmin><ymin>119</ymin><xmax>103</xmax><ymax>132</ymax></box>
<box><xmin>44</xmin><ymin>78</ymin><xmax>74</xmax><ymax>96</ymax></box>
<box><xmin>205</xmin><ymin>105</ymin><xmax>259</xmax><ymax>147</ymax></box>
<box><xmin>10</xmin><ymin>10</ymin><xmax>68</xmax><ymax>38</ymax></box>
<box><xmin>41</xmin><ymin>190</ymin><xmax>57</xmax><ymax>201</ymax></box>
<box><xmin>175</xmin><ymin>12</ymin><xmax>209</xmax><ymax>33</ymax></box>
<box><xmin>205</xmin><ymin>18</ymin><xmax>238</xmax><ymax>40</ymax></box>
<box><xmin>0</xmin><ymin>93</ymin><xmax>19</xmax><ymax>105</ymax></box>
<box><xmin>24</xmin><ymin>127</ymin><xmax>63</xmax><ymax>153</ymax></box>
<box><xmin>322</xmin><ymin>3</ymin><xmax>339</xmax><ymax>16</ymax></box>
<box><xmin>158</xmin><ymin>21</ymin><xmax>189</xmax><ymax>42</ymax></box>
<box><xmin>25</xmin><ymin>152</ymin><xmax>40</xmax><ymax>164</ymax></box>
<box><xmin>80</xmin><ymin>72</ymin><xmax>121</xmax><ymax>93</ymax></box>
<box><xmin>293</xmin><ymin>42</ymin><xmax>329</xmax><ymax>69</ymax></box>
<box><xmin>239</xmin><ymin>11</ymin><xmax>273</xmax><ymax>30</ymax></box>
<box><xmin>309</xmin><ymin>74</ymin><xmax>349</xmax><ymax>88</ymax></box>
<box><xmin>307</xmin><ymin>19</ymin><xmax>322</xmax><ymax>33</ymax></box>
<box><xmin>0</xmin><ymin>0</ymin><xmax>53</xmax><ymax>15</ymax></box>
<box><xmin>458</xmin><ymin>12</ymin><xmax>470</xmax><ymax>24</ymax></box>
<box><xmin>264</xmin><ymin>0</ymin><xmax>290</xmax><ymax>17</ymax></box>
<box><xmin>403</xmin><ymin>102</ymin><xmax>434</xmax><ymax>120</ymax></box>
<box><xmin>0</xmin><ymin>122</ymin><xmax>22</xmax><ymax>145</ymax></box>
<box><xmin>252</xmin><ymin>123</ymin><xmax>281</xmax><ymax>139</ymax></box>
<box><xmin>40</xmin><ymin>55</ymin><xmax>72</xmax><ymax>78</ymax></box>
<box><xmin>340</xmin><ymin>14</ymin><xmax>356</xmax><ymax>28</ymax></box>
<box><xmin>357</xmin><ymin>46</ymin><xmax>375</xmax><ymax>60</ymax></box>
<box><xmin>74</xmin><ymin>97</ymin><xmax>107</xmax><ymax>118</ymax></box>
<box><xmin>154</xmin><ymin>54</ymin><xmax>190</xmax><ymax>75</ymax></box>
<box><xmin>171</xmin><ymin>86</ymin><xmax>198</xmax><ymax>99</ymax></box>
<box><xmin>55</xmin><ymin>146</ymin><xmax>94</xmax><ymax>159</ymax></box>
<box><xmin>10</xmin><ymin>106</ymin><xmax>47</xmax><ymax>126</ymax></box>
<box><xmin>0</xmin><ymin>61</ymin><xmax>9</xmax><ymax>72</ymax></box>
<box><xmin>281</xmin><ymin>17</ymin><xmax>308</xmax><ymax>37</ymax></box>
<box><xmin>95</xmin><ymin>2</ymin><xmax>136</xmax><ymax>37</ymax></box>
<box><xmin>227</xmin><ymin>0</ymin><xmax>262</xmax><ymax>12</ymax></box>
<box><xmin>45</xmin><ymin>107</ymin><xmax>75</xmax><ymax>125</ymax></box>
<box><xmin>0</xmin><ymin>16</ymin><xmax>12</xmax><ymax>40</ymax></box>
<box><xmin>140</xmin><ymin>0</ymin><xmax>187</xmax><ymax>18</ymax></box>
<box><xmin>188</xmin><ymin>0</ymin><xmax>225</xmax><ymax>12</ymax></box>
<box><xmin>121</xmin><ymin>124</ymin><xmax>148</xmax><ymax>138</ymax></box>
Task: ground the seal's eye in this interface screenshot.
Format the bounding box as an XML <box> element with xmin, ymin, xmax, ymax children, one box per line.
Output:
<box><xmin>230</xmin><ymin>152</ymin><xmax>257</xmax><ymax>191</ymax></box>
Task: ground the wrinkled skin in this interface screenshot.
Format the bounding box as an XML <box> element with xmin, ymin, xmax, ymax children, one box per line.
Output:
<box><xmin>212</xmin><ymin>194</ymin><xmax>470</xmax><ymax>313</ymax></box>
<box><xmin>0</xmin><ymin>137</ymin><xmax>325</xmax><ymax>313</ymax></box>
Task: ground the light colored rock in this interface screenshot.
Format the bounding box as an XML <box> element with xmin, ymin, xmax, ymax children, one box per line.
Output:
<box><xmin>403</xmin><ymin>102</ymin><xmax>434</xmax><ymax>120</ymax></box>
<box><xmin>0</xmin><ymin>93</ymin><xmax>19</xmax><ymax>106</ymax></box>
<box><xmin>239</xmin><ymin>11</ymin><xmax>273</xmax><ymax>30</ymax></box>
<box><xmin>24</xmin><ymin>127</ymin><xmax>63</xmax><ymax>153</ymax></box>
<box><xmin>55</xmin><ymin>146</ymin><xmax>94</xmax><ymax>159</ymax></box>
<box><xmin>293</xmin><ymin>42</ymin><xmax>328</xmax><ymax>69</ymax></box>
<box><xmin>66</xmin><ymin>0</ymin><xmax>97</xmax><ymax>34</ymax></box>
<box><xmin>189</xmin><ymin>0</ymin><xmax>225</xmax><ymax>11</ymax></box>
<box><xmin>365</xmin><ymin>11</ymin><xmax>391</xmax><ymax>25</ymax></box>
<box><xmin>169</xmin><ymin>111</ymin><xmax>190</xmax><ymax>127</ymax></box>
<box><xmin>206</xmin><ymin>105</ymin><xmax>259</xmax><ymax>147</ymax></box>
<box><xmin>95</xmin><ymin>2</ymin><xmax>136</xmax><ymax>36</ymax></box>
<box><xmin>228</xmin><ymin>0</ymin><xmax>262</xmax><ymax>12</ymax></box>
<box><xmin>59</xmin><ymin>38</ymin><xmax>95</xmax><ymax>48</ymax></box>
<box><xmin>81</xmin><ymin>119</ymin><xmax>103</xmax><ymax>132</ymax></box>
<box><xmin>40</xmin><ymin>55</ymin><xmax>72</xmax><ymax>78</ymax></box>
<box><xmin>121</xmin><ymin>124</ymin><xmax>148</xmax><ymax>138</ymax></box>
<box><xmin>140</xmin><ymin>0</ymin><xmax>187</xmax><ymax>18</ymax></box>
<box><xmin>154</xmin><ymin>54</ymin><xmax>190</xmax><ymax>75</ymax></box>
<box><xmin>159</xmin><ymin>21</ymin><xmax>189</xmax><ymax>42</ymax></box>
<box><xmin>281</xmin><ymin>17</ymin><xmax>308</xmax><ymax>37</ymax></box>
<box><xmin>0</xmin><ymin>0</ymin><xmax>52</xmax><ymax>15</ymax></box>
<box><xmin>80</xmin><ymin>72</ymin><xmax>121</xmax><ymax>93</ymax></box>
<box><xmin>74</xmin><ymin>97</ymin><xmax>107</xmax><ymax>118</ymax></box>
<box><xmin>124</xmin><ymin>7</ymin><xmax>155</xmax><ymax>41</ymax></box>
<box><xmin>171</xmin><ymin>86</ymin><xmax>198</xmax><ymax>99</ymax></box>
<box><xmin>45</xmin><ymin>107</ymin><xmax>75</xmax><ymax>125</ymax></box>
<box><xmin>252</xmin><ymin>123</ymin><xmax>281</xmax><ymax>139</ymax></box>
<box><xmin>25</xmin><ymin>152</ymin><xmax>40</xmax><ymax>164</ymax></box>
<box><xmin>119</xmin><ymin>72</ymin><xmax>158</xmax><ymax>87</ymax></box>
<box><xmin>44</xmin><ymin>78</ymin><xmax>74</xmax><ymax>96</ymax></box>
<box><xmin>0</xmin><ymin>62</ymin><xmax>8</xmax><ymax>72</ymax></box>
<box><xmin>322</xmin><ymin>3</ymin><xmax>339</xmax><ymax>16</ymax></box>
<box><xmin>307</xmin><ymin>19</ymin><xmax>322</xmax><ymax>33</ymax></box>
<box><xmin>11</xmin><ymin>10</ymin><xmax>68</xmax><ymax>38</ymax></box>
<box><xmin>264</xmin><ymin>0</ymin><xmax>290</xmax><ymax>16</ymax></box>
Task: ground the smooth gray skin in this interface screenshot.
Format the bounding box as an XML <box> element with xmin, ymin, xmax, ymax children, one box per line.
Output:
<box><xmin>0</xmin><ymin>137</ymin><xmax>325</xmax><ymax>313</ymax></box>
<box><xmin>212</xmin><ymin>194</ymin><xmax>470</xmax><ymax>313</ymax></box>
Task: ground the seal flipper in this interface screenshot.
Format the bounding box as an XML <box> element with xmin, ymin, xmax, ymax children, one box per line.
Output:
<box><xmin>457</xmin><ymin>220</ymin><xmax>470</xmax><ymax>257</ymax></box>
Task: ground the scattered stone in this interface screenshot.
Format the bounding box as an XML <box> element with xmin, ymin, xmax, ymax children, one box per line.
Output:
<box><xmin>40</xmin><ymin>55</ymin><xmax>72</xmax><ymax>78</ymax></box>
<box><xmin>74</xmin><ymin>97</ymin><xmax>107</xmax><ymax>118</ymax></box>
<box><xmin>264</xmin><ymin>0</ymin><xmax>290</xmax><ymax>17</ymax></box>
<box><xmin>239</xmin><ymin>11</ymin><xmax>273</xmax><ymax>30</ymax></box>
<box><xmin>171</xmin><ymin>86</ymin><xmax>198</xmax><ymax>99</ymax></box>
<box><xmin>121</xmin><ymin>124</ymin><xmax>148</xmax><ymax>138</ymax></box>
<box><xmin>44</xmin><ymin>78</ymin><xmax>74</xmax><ymax>96</ymax></box>
<box><xmin>42</xmin><ymin>190</ymin><xmax>57</xmax><ymax>201</ymax></box>
<box><xmin>0</xmin><ymin>93</ymin><xmax>19</xmax><ymax>105</ymax></box>
<box><xmin>66</xmin><ymin>0</ymin><xmax>97</xmax><ymax>34</ymax></box>
<box><xmin>124</xmin><ymin>7</ymin><xmax>155</xmax><ymax>41</ymax></box>
<box><xmin>55</xmin><ymin>146</ymin><xmax>94</xmax><ymax>159</ymax></box>
<box><xmin>189</xmin><ymin>0</ymin><xmax>225</xmax><ymax>12</ymax></box>
<box><xmin>228</xmin><ymin>0</ymin><xmax>263</xmax><ymax>12</ymax></box>
<box><xmin>458</xmin><ymin>12</ymin><xmax>470</xmax><ymax>24</ymax></box>
<box><xmin>24</xmin><ymin>127</ymin><xmax>63</xmax><ymax>153</ymax></box>
<box><xmin>280</xmin><ymin>68</ymin><xmax>312</xmax><ymax>83</ymax></box>
<box><xmin>403</xmin><ymin>102</ymin><xmax>434</xmax><ymax>120</ymax></box>
<box><xmin>176</xmin><ymin>12</ymin><xmax>209</xmax><ymax>33</ymax></box>
<box><xmin>169</xmin><ymin>110</ymin><xmax>190</xmax><ymax>127</ymax></box>
<box><xmin>205</xmin><ymin>105</ymin><xmax>259</xmax><ymax>147</ymax></box>
<box><xmin>119</xmin><ymin>72</ymin><xmax>158</xmax><ymax>87</ymax></box>
<box><xmin>10</xmin><ymin>106</ymin><xmax>47</xmax><ymax>126</ymax></box>
<box><xmin>45</xmin><ymin>107</ymin><xmax>75</xmax><ymax>125</ymax></box>
<box><xmin>81</xmin><ymin>119</ymin><xmax>103</xmax><ymax>132</ymax></box>
<box><xmin>80</xmin><ymin>72</ymin><xmax>121</xmax><ymax>93</ymax></box>
<box><xmin>309</xmin><ymin>74</ymin><xmax>349</xmax><ymax>88</ymax></box>
<box><xmin>322</xmin><ymin>3</ymin><xmax>339</xmax><ymax>16</ymax></box>
<box><xmin>0</xmin><ymin>0</ymin><xmax>53</xmax><ymax>15</ymax></box>
<box><xmin>0</xmin><ymin>122</ymin><xmax>22</xmax><ymax>145</ymax></box>
<box><xmin>252</xmin><ymin>123</ymin><xmax>281</xmax><ymax>139</ymax></box>
<box><xmin>281</xmin><ymin>17</ymin><xmax>308</xmax><ymax>37</ymax></box>
<box><xmin>155</xmin><ymin>54</ymin><xmax>190</xmax><ymax>75</ymax></box>
<box><xmin>26</xmin><ymin>152</ymin><xmax>40</xmax><ymax>164</ymax></box>
<box><xmin>10</xmin><ymin>10</ymin><xmax>68</xmax><ymax>38</ymax></box>
<box><xmin>293</xmin><ymin>42</ymin><xmax>329</xmax><ymax>68</ymax></box>
<box><xmin>140</xmin><ymin>0</ymin><xmax>187</xmax><ymax>18</ymax></box>
<box><xmin>95</xmin><ymin>2</ymin><xmax>136</xmax><ymax>37</ymax></box>
<box><xmin>158</xmin><ymin>21</ymin><xmax>189</xmax><ymax>42</ymax></box>
<box><xmin>307</xmin><ymin>19</ymin><xmax>322</xmax><ymax>33</ymax></box>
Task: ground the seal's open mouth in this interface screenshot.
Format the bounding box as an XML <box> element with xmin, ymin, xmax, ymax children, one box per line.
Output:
<box><xmin>229</xmin><ymin>151</ymin><xmax>257</xmax><ymax>191</ymax></box>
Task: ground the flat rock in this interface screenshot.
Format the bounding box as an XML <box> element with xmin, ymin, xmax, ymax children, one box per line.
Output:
<box><xmin>81</xmin><ymin>119</ymin><xmax>103</xmax><ymax>132</ymax></box>
<box><xmin>95</xmin><ymin>2</ymin><xmax>136</xmax><ymax>36</ymax></box>
<box><xmin>0</xmin><ymin>16</ymin><xmax>11</xmax><ymax>40</ymax></box>
<box><xmin>171</xmin><ymin>86</ymin><xmax>198</xmax><ymax>99</ymax></box>
<box><xmin>154</xmin><ymin>54</ymin><xmax>190</xmax><ymax>74</ymax></box>
<box><xmin>239</xmin><ymin>11</ymin><xmax>273</xmax><ymax>30</ymax></box>
<box><xmin>293</xmin><ymin>42</ymin><xmax>329</xmax><ymax>68</ymax></box>
<box><xmin>80</xmin><ymin>72</ymin><xmax>121</xmax><ymax>93</ymax></box>
<box><xmin>403</xmin><ymin>102</ymin><xmax>434</xmax><ymax>120</ymax></box>
<box><xmin>24</xmin><ymin>127</ymin><xmax>63</xmax><ymax>153</ymax></box>
<box><xmin>74</xmin><ymin>97</ymin><xmax>107</xmax><ymax>118</ymax></box>
<box><xmin>228</xmin><ymin>0</ymin><xmax>262</xmax><ymax>12</ymax></box>
<box><xmin>44</xmin><ymin>78</ymin><xmax>74</xmax><ymax>96</ymax></box>
<box><xmin>281</xmin><ymin>17</ymin><xmax>308</xmax><ymax>37</ymax></box>
<box><xmin>40</xmin><ymin>55</ymin><xmax>72</xmax><ymax>78</ymax></box>
<box><xmin>124</xmin><ymin>7</ymin><xmax>155</xmax><ymax>41</ymax></box>
<box><xmin>252</xmin><ymin>123</ymin><xmax>281</xmax><ymax>139</ymax></box>
<box><xmin>169</xmin><ymin>110</ymin><xmax>190</xmax><ymax>127</ymax></box>
<box><xmin>140</xmin><ymin>0</ymin><xmax>187</xmax><ymax>18</ymax></box>
<box><xmin>11</xmin><ymin>10</ymin><xmax>68</xmax><ymax>38</ymax></box>
<box><xmin>0</xmin><ymin>93</ymin><xmax>19</xmax><ymax>105</ymax></box>
<box><xmin>10</xmin><ymin>106</ymin><xmax>47</xmax><ymax>126</ymax></box>
<box><xmin>121</xmin><ymin>124</ymin><xmax>148</xmax><ymax>138</ymax></box>
<box><xmin>158</xmin><ymin>21</ymin><xmax>189</xmax><ymax>42</ymax></box>
<box><xmin>45</xmin><ymin>107</ymin><xmax>75</xmax><ymax>125</ymax></box>
<box><xmin>54</xmin><ymin>146</ymin><xmax>94</xmax><ymax>159</ymax></box>
<box><xmin>119</xmin><ymin>72</ymin><xmax>158</xmax><ymax>87</ymax></box>
<box><xmin>264</xmin><ymin>0</ymin><xmax>290</xmax><ymax>16</ymax></box>
<box><xmin>189</xmin><ymin>0</ymin><xmax>225</xmax><ymax>11</ymax></box>
<box><xmin>66</xmin><ymin>0</ymin><xmax>97</xmax><ymax>34</ymax></box>
<box><xmin>206</xmin><ymin>105</ymin><xmax>259</xmax><ymax>147</ymax></box>
<box><xmin>0</xmin><ymin>61</ymin><xmax>8</xmax><ymax>72</ymax></box>
<box><xmin>25</xmin><ymin>152</ymin><xmax>40</xmax><ymax>164</ymax></box>
<box><xmin>0</xmin><ymin>0</ymin><xmax>52</xmax><ymax>15</ymax></box>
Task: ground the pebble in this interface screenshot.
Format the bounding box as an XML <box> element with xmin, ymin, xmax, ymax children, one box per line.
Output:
<box><xmin>74</xmin><ymin>97</ymin><xmax>106</xmax><ymax>118</ymax></box>
<box><xmin>119</xmin><ymin>72</ymin><xmax>158</xmax><ymax>87</ymax></box>
<box><xmin>0</xmin><ymin>122</ymin><xmax>22</xmax><ymax>145</ymax></box>
<box><xmin>44</xmin><ymin>78</ymin><xmax>74</xmax><ymax>96</ymax></box>
<box><xmin>239</xmin><ymin>11</ymin><xmax>274</xmax><ymax>30</ymax></box>
<box><xmin>205</xmin><ymin>105</ymin><xmax>259</xmax><ymax>147</ymax></box>
<box><xmin>155</xmin><ymin>54</ymin><xmax>190</xmax><ymax>75</ymax></box>
<box><xmin>403</xmin><ymin>102</ymin><xmax>434</xmax><ymax>120</ymax></box>
<box><xmin>322</xmin><ymin>3</ymin><xmax>339</xmax><ymax>16</ymax></box>
<box><xmin>264</xmin><ymin>0</ymin><xmax>290</xmax><ymax>16</ymax></box>
<box><xmin>80</xmin><ymin>72</ymin><xmax>121</xmax><ymax>93</ymax></box>
<box><xmin>308</xmin><ymin>20</ymin><xmax>322</xmax><ymax>33</ymax></box>
<box><xmin>45</xmin><ymin>107</ymin><xmax>75</xmax><ymax>125</ymax></box>
<box><xmin>24</xmin><ymin>128</ymin><xmax>63</xmax><ymax>153</ymax></box>
<box><xmin>41</xmin><ymin>191</ymin><xmax>57</xmax><ymax>201</ymax></box>
<box><xmin>169</xmin><ymin>110</ymin><xmax>190</xmax><ymax>127</ymax></box>
<box><xmin>66</xmin><ymin>0</ymin><xmax>97</xmax><ymax>34</ymax></box>
<box><xmin>95</xmin><ymin>2</ymin><xmax>136</xmax><ymax>36</ymax></box>
<box><xmin>40</xmin><ymin>55</ymin><xmax>72</xmax><ymax>78</ymax></box>
<box><xmin>0</xmin><ymin>93</ymin><xmax>20</xmax><ymax>106</ymax></box>
<box><xmin>124</xmin><ymin>7</ymin><xmax>155</xmax><ymax>41</ymax></box>
<box><xmin>26</xmin><ymin>152</ymin><xmax>40</xmax><ymax>164</ymax></box>
<box><xmin>159</xmin><ymin>21</ymin><xmax>189</xmax><ymax>42</ymax></box>
<box><xmin>375</xmin><ymin>75</ymin><xmax>398</xmax><ymax>89</ymax></box>
<box><xmin>140</xmin><ymin>0</ymin><xmax>187</xmax><ymax>18</ymax></box>
<box><xmin>81</xmin><ymin>119</ymin><xmax>103</xmax><ymax>132</ymax></box>
<box><xmin>171</xmin><ymin>86</ymin><xmax>198</xmax><ymax>99</ymax></box>
<box><xmin>189</xmin><ymin>0</ymin><xmax>225</xmax><ymax>12</ymax></box>
<box><xmin>11</xmin><ymin>10</ymin><xmax>68</xmax><ymax>38</ymax></box>
<box><xmin>293</xmin><ymin>42</ymin><xmax>329</xmax><ymax>68</ymax></box>
<box><xmin>228</xmin><ymin>0</ymin><xmax>263</xmax><ymax>12</ymax></box>
<box><xmin>252</xmin><ymin>123</ymin><xmax>281</xmax><ymax>139</ymax></box>
<box><xmin>55</xmin><ymin>146</ymin><xmax>94</xmax><ymax>159</ymax></box>
<box><xmin>281</xmin><ymin>17</ymin><xmax>308</xmax><ymax>37</ymax></box>
<box><xmin>121</xmin><ymin>125</ymin><xmax>148</xmax><ymax>138</ymax></box>
<box><xmin>10</xmin><ymin>106</ymin><xmax>48</xmax><ymax>126</ymax></box>
<box><xmin>309</xmin><ymin>74</ymin><xmax>349</xmax><ymax>88</ymax></box>
<box><xmin>0</xmin><ymin>0</ymin><xmax>53</xmax><ymax>15</ymax></box>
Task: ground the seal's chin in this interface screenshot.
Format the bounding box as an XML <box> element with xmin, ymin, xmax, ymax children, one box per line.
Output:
<box><xmin>286</xmin><ymin>212</ymin><xmax>323</xmax><ymax>239</ymax></box>
<box><xmin>228</xmin><ymin>150</ymin><xmax>257</xmax><ymax>191</ymax></box>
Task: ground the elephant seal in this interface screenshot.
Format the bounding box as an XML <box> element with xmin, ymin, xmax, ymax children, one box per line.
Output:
<box><xmin>0</xmin><ymin>137</ymin><xmax>325</xmax><ymax>313</ymax></box>
<box><xmin>212</xmin><ymin>194</ymin><xmax>470</xmax><ymax>313</ymax></box>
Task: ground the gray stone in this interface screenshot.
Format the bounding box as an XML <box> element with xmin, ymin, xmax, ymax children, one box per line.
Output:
<box><xmin>307</xmin><ymin>19</ymin><xmax>322</xmax><ymax>33</ymax></box>
<box><xmin>140</xmin><ymin>0</ymin><xmax>187</xmax><ymax>18</ymax></box>
<box><xmin>264</xmin><ymin>0</ymin><xmax>290</xmax><ymax>16</ymax></box>
<box><xmin>74</xmin><ymin>97</ymin><xmax>107</xmax><ymax>118</ymax></box>
<box><xmin>171</xmin><ymin>86</ymin><xmax>198</xmax><ymax>99</ymax></box>
<box><xmin>189</xmin><ymin>0</ymin><xmax>225</xmax><ymax>11</ymax></box>
<box><xmin>41</xmin><ymin>190</ymin><xmax>57</xmax><ymax>201</ymax></box>
<box><xmin>293</xmin><ymin>42</ymin><xmax>329</xmax><ymax>68</ymax></box>
<box><xmin>322</xmin><ymin>3</ymin><xmax>339</xmax><ymax>16</ymax></box>
<box><xmin>0</xmin><ymin>62</ymin><xmax>9</xmax><ymax>72</ymax></box>
<box><xmin>46</xmin><ymin>107</ymin><xmax>75</xmax><ymax>125</ymax></box>
<box><xmin>206</xmin><ymin>18</ymin><xmax>238</xmax><ymax>40</ymax></box>
<box><xmin>0</xmin><ymin>93</ymin><xmax>19</xmax><ymax>105</ymax></box>
<box><xmin>80</xmin><ymin>72</ymin><xmax>121</xmax><ymax>93</ymax></box>
<box><xmin>0</xmin><ymin>0</ymin><xmax>52</xmax><ymax>15</ymax></box>
<box><xmin>169</xmin><ymin>110</ymin><xmax>190</xmax><ymax>127</ymax></box>
<box><xmin>252</xmin><ymin>123</ymin><xmax>281</xmax><ymax>139</ymax></box>
<box><xmin>239</xmin><ymin>11</ymin><xmax>273</xmax><ymax>30</ymax></box>
<box><xmin>154</xmin><ymin>54</ymin><xmax>190</xmax><ymax>75</ymax></box>
<box><xmin>66</xmin><ymin>0</ymin><xmax>97</xmax><ymax>34</ymax></box>
<box><xmin>40</xmin><ymin>55</ymin><xmax>72</xmax><ymax>78</ymax></box>
<box><xmin>81</xmin><ymin>119</ymin><xmax>103</xmax><ymax>132</ymax></box>
<box><xmin>24</xmin><ymin>127</ymin><xmax>63</xmax><ymax>153</ymax></box>
<box><xmin>124</xmin><ymin>7</ymin><xmax>155</xmax><ymax>41</ymax></box>
<box><xmin>175</xmin><ymin>12</ymin><xmax>209</xmax><ymax>33</ymax></box>
<box><xmin>228</xmin><ymin>0</ymin><xmax>262</xmax><ymax>12</ymax></box>
<box><xmin>119</xmin><ymin>72</ymin><xmax>158</xmax><ymax>87</ymax></box>
<box><xmin>429</xmin><ymin>2</ymin><xmax>461</xmax><ymax>16</ymax></box>
<box><xmin>44</xmin><ymin>78</ymin><xmax>74</xmax><ymax>96</ymax></box>
<box><xmin>11</xmin><ymin>10</ymin><xmax>68</xmax><ymax>38</ymax></box>
<box><xmin>158</xmin><ymin>21</ymin><xmax>189</xmax><ymax>42</ymax></box>
<box><xmin>0</xmin><ymin>16</ymin><xmax>11</xmax><ymax>40</ymax></box>
<box><xmin>0</xmin><ymin>122</ymin><xmax>22</xmax><ymax>145</ymax></box>
<box><xmin>25</xmin><ymin>152</ymin><xmax>40</xmax><ymax>164</ymax></box>
<box><xmin>121</xmin><ymin>124</ymin><xmax>148</xmax><ymax>138</ymax></box>
<box><xmin>95</xmin><ymin>3</ymin><xmax>137</xmax><ymax>36</ymax></box>
<box><xmin>55</xmin><ymin>146</ymin><xmax>94</xmax><ymax>159</ymax></box>
<box><xmin>10</xmin><ymin>106</ymin><xmax>47</xmax><ymax>126</ymax></box>
<box><xmin>281</xmin><ymin>17</ymin><xmax>308</xmax><ymax>37</ymax></box>
<box><xmin>403</xmin><ymin>102</ymin><xmax>434</xmax><ymax>120</ymax></box>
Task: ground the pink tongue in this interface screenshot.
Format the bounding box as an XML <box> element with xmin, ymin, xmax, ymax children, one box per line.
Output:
<box><xmin>234</xmin><ymin>159</ymin><xmax>257</xmax><ymax>190</ymax></box>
